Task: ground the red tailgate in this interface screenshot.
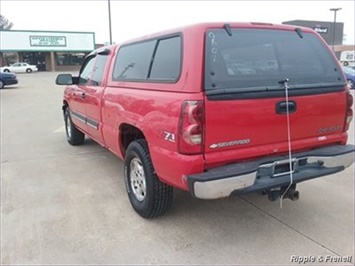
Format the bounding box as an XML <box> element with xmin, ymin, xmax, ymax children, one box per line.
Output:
<box><xmin>203</xmin><ymin>91</ymin><xmax>347</xmax><ymax>164</ymax></box>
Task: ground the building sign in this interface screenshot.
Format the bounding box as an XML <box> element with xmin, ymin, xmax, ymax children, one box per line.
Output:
<box><xmin>1</xmin><ymin>30</ymin><xmax>94</xmax><ymax>51</ymax></box>
<box><xmin>30</xmin><ymin>36</ymin><xmax>67</xmax><ymax>47</ymax></box>
<box><xmin>313</xmin><ymin>26</ymin><xmax>328</xmax><ymax>34</ymax></box>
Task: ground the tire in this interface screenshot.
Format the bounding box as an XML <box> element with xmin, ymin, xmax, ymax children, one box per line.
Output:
<box><xmin>124</xmin><ymin>139</ymin><xmax>173</xmax><ymax>218</ymax></box>
<box><xmin>343</xmin><ymin>61</ymin><xmax>349</xmax><ymax>66</ymax></box>
<box><xmin>26</xmin><ymin>68</ymin><xmax>32</xmax><ymax>73</ymax></box>
<box><xmin>3</xmin><ymin>69</ymin><xmax>10</xmax><ymax>73</ymax></box>
<box><xmin>0</xmin><ymin>79</ymin><xmax>4</xmax><ymax>89</ymax></box>
<box><xmin>348</xmin><ymin>79</ymin><xmax>354</xmax><ymax>89</ymax></box>
<box><xmin>64</xmin><ymin>107</ymin><xmax>85</xmax><ymax>145</ymax></box>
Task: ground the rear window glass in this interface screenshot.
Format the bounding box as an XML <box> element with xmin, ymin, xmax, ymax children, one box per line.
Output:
<box><xmin>205</xmin><ymin>29</ymin><xmax>344</xmax><ymax>92</ymax></box>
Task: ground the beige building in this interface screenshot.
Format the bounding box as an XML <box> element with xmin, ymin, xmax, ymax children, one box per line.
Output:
<box><xmin>0</xmin><ymin>30</ymin><xmax>95</xmax><ymax>71</ymax></box>
<box><xmin>334</xmin><ymin>44</ymin><xmax>355</xmax><ymax>53</ymax></box>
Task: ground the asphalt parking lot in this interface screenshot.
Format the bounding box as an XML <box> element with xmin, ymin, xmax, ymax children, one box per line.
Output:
<box><xmin>1</xmin><ymin>72</ymin><xmax>354</xmax><ymax>265</ymax></box>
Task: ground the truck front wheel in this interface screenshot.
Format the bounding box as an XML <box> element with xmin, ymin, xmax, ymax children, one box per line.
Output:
<box><xmin>124</xmin><ymin>139</ymin><xmax>173</xmax><ymax>218</ymax></box>
<box><xmin>64</xmin><ymin>108</ymin><xmax>85</xmax><ymax>145</ymax></box>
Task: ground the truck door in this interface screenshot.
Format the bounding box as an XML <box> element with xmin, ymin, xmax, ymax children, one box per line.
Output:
<box><xmin>83</xmin><ymin>53</ymin><xmax>110</xmax><ymax>145</ymax></box>
<box><xmin>69</xmin><ymin>56</ymin><xmax>96</xmax><ymax>132</ymax></box>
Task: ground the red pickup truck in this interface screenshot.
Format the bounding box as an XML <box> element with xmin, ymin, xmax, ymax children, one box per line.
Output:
<box><xmin>56</xmin><ymin>22</ymin><xmax>354</xmax><ymax>218</ymax></box>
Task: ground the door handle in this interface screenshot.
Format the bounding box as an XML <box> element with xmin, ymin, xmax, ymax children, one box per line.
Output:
<box><xmin>276</xmin><ymin>101</ymin><xmax>297</xmax><ymax>114</ymax></box>
<box><xmin>81</xmin><ymin>92</ymin><xmax>86</xmax><ymax>99</ymax></box>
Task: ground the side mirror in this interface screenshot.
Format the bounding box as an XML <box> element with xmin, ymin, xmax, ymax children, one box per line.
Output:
<box><xmin>56</xmin><ymin>74</ymin><xmax>73</xmax><ymax>85</ymax></box>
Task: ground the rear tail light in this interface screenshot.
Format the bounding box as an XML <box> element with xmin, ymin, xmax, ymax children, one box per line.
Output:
<box><xmin>178</xmin><ymin>100</ymin><xmax>205</xmax><ymax>154</ymax></box>
<box><xmin>344</xmin><ymin>92</ymin><xmax>353</xmax><ymax>131</ymax></box>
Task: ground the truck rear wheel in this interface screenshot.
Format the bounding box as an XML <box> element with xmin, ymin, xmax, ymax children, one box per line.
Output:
<box><xmin>64</xmin><ymin>108</ymin><xmax>85</xmax><ymax>145</ymax></box>
<box><xmin>124</xmin><ymin>139</ymin><xmax>173</xmax><ymax>218</ymax></box>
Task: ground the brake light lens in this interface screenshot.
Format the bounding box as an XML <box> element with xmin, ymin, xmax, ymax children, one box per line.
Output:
<box><xmin>344</xmin><ymin>92</ymin><xmax>353</xmax><ymax>131</ymax></box>
<box><xmin>178</xmin><ymin>100</ymin><xmax>205</xmax><ymax>154</ymax></box>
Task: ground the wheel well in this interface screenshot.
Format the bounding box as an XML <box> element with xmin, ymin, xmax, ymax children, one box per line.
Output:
<box><xmin>120</xmin><ymin>124</ymin><xmax>145</xmax><ymax>157</ymax></box>
<box><xmin>62</xmin><ymin>100</ymin><xmax>68</xmax><ymax>115</ymax></box>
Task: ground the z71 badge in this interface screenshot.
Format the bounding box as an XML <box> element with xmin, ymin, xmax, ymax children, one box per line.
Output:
<box><xmin>157</xmin><ymin>130</ymin><xmax>176</xmax><ymax>142</ymax></box>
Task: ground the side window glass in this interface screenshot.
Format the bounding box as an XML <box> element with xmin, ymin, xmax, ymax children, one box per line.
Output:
<box><xmin>79</xmin><ymin>57</ymin><xmax>95</xmax><ymax>84</ymax></box>
<box><xmin>113</xmin><ymin>40</ymin><xmax>155</xmax><ymax>80</ymax></box>
<box><xmin>150</xmin><ymin>36</ymin><xmax>181</xmax><ymax>80</ymax></box>
<box><xmin>13</xmin><ymin>63</ymin><xmax>20</xmax><ymax>67</ymax></box>
<box><xmin>91</xmin><ymin>54</ymin><xmax>108</xmax><ymax>86</ymax></box>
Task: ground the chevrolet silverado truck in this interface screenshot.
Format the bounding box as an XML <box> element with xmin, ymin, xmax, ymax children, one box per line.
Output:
<box><xmin>56</xmin><ymin>22</ymin><xmax>354</xmax><ymax>218</ymax></box>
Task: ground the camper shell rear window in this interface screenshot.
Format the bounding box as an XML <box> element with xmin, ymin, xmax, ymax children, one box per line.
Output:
<box><xmin>204</xmin><ymin>28</ymin><xmax>345</xmax><ymax>95</ymax></box>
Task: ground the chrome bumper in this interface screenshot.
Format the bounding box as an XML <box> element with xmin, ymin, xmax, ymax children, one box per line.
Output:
<box><xmin>188</xmin><ymin>145</ymin><xmax>354</xmax><ymax>200</ymax></box>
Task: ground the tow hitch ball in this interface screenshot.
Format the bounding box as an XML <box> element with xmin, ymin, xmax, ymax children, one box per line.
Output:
<box><xmin>267</xmin><ymin>185</ymin><xmax>299</xmax><ymax>201</ymax></box>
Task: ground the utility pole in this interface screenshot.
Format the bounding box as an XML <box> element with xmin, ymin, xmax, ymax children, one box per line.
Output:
<box><xmin>329</xmin><ymin>8</ymin><xmax>341</xmax><ymax>52</ymax></box>
<box><xmin>108</xmin><ymin>0</ymin><xmax>113</xmax><ymax>45</ymax></box>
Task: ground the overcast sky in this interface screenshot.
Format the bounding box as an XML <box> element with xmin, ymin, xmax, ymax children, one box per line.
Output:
<box><xmin>1</xmin><ymin>0</ymin><xmax>355</xmax><ymax>44</ymax></box>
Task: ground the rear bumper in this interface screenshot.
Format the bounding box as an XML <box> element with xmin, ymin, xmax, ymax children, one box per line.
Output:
<box><xmin>188</xmin><ymin>145</ymin><xmax>354</xmax><ymax>199</ymax></box>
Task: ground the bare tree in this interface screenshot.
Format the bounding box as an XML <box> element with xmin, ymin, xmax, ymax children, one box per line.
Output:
<box><xmin>0</xmin><ymin>14</ymin><xmax>13</xmax><ymax>30</ymax></box>
<box><xmin>0</xmin><ymin>15</ymin><xmax>14</xmax><ymax>66</ymax></box>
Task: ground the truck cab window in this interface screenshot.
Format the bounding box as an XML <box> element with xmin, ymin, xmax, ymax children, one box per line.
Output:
<box><xmin>79</xmin><ymin>57</ymin><xmax>95</xmax><ymax>85</ymax></box>
<box><xmin>91</xmin><ymin>54</ymin><xmax>108</xmax><ymax>86</ymax></box>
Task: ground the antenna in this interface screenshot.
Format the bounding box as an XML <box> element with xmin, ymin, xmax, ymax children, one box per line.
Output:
<box><xmin>278</xmin><ymin>78</ymin><xmax>293</xmax><ymax>208</ymax></box>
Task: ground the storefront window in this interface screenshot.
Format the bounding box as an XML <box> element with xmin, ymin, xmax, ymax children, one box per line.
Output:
<box><xmin>56</xmin><ymin>52</ymin><xmax>88</xmax><ymax>66</ymax></box>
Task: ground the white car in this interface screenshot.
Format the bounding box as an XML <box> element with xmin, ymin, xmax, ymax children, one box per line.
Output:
<box><xmin>0</xmin><ymin>62</ymin><xmax>38</xmax><ymax>73</ymax></box>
